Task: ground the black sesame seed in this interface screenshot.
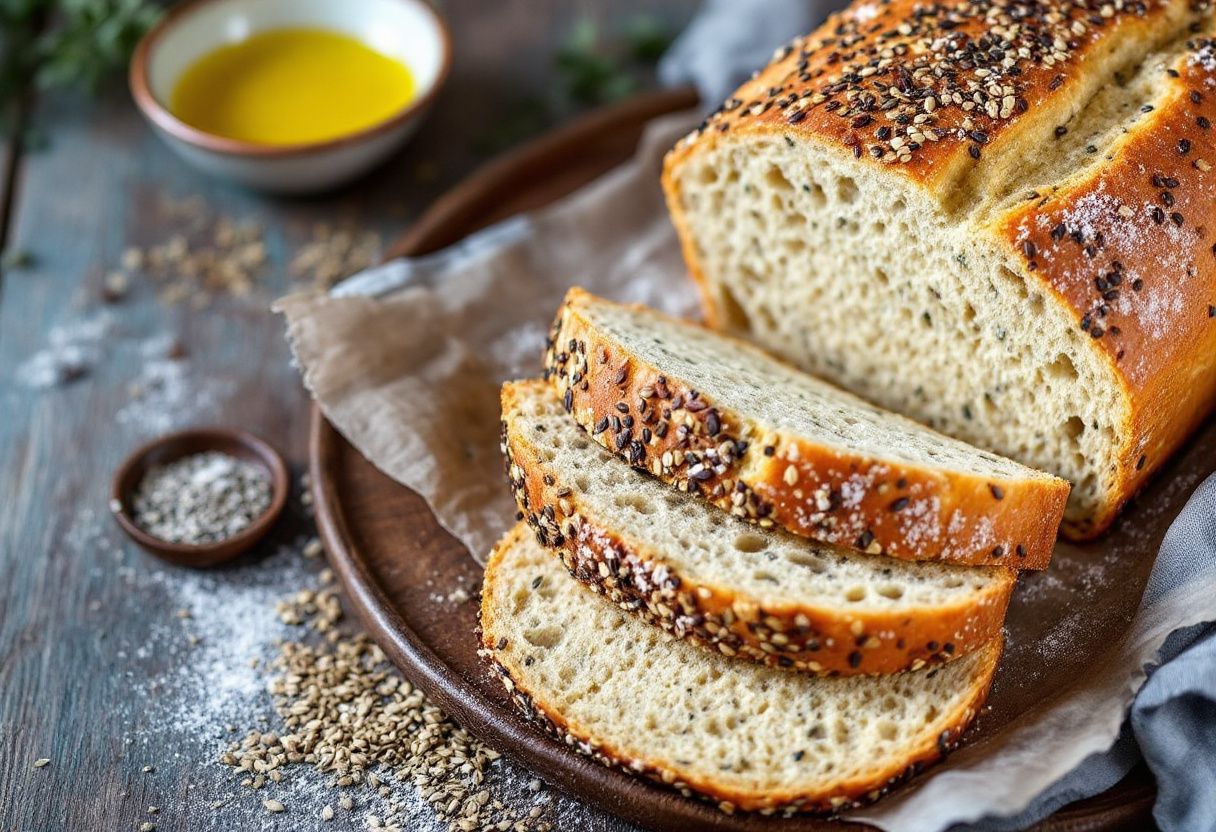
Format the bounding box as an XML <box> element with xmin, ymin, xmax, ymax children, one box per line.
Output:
<box><xmin>787</xmin><ymin>110</ymin><xmax>807</xmax><ymax>124</ymax></box>
<box><xmin>889</xmin><ymin>496</ymin><xmax>910</xmax><ymax>512</ymax></box>
<box><xmin>1054</xmin><ymin>125</ymin><xmax>1068</xmax><ymax>138</ymax></box>
<box><xmin>1209</xmin><ymin>305</ymin><xmax>1216</xmax><ymax>318</ymax></box>
<box><xmin>562</xmin><ymin>388</ymin><xmax>573</xmax><ymax>413</ymax></box>
<box><xmin>1016</xmin><ymin>544</ymin><xmax>1027</xmax><ymax>558</ymax></box>
<box><xmin>856</xmin><ymin>529</ymin><xmax>875</xmax><ymax>550</ymax></box>
<box><xmin>991</xmin><ymin>545</ymin><xmax>1004</xmax><ymax>558</ymax></box>
<box><xmin>1161</xmin><ymin>191</ymin><xmax>1175</xmax><ymax>207</ymax></box>
<box><xmin>763</xmin><ymin>445</ymin><xmax>775</xmax><ymax>457</ymax></box>
<box><xmin>1192</xmin><ymin>90</ymin><xmax>1204</xmax><ymax>104</ymax></box>
<box><xmin>1199</xmin><ymin>116</ymin><xmax>1211</xmax><ymax>130</ymax></box>
<box><xmin>1179</xmin><ymin>139</ymin><xmax>1192</xmax><ymax>155</ymax></box>
<box><xmin>706</xmin><ymin>409</ymin><xmax>721</xmax><ymax>436</ymax></box>
<box><xmin>1137</xmin><ymin>454</ymin><xmax>1147</xmax><ymax>471</ymax></box>
<box><xmin>848</xmin><ymin>651</ymin><xmax>862</xmax><ymax>668</ymax></box>
<box><xmin>989</xmin><ymin>484</ymin><xmax>1005</xmax><ymax>500</ymax></box>
<box><xmin>969</xmin><ymin>144</ymin><xmax>982</xmax><ymax>160</ymax></box>
<box><xmin>1022</xmin><ymin>240</ymin><xmax>1037</xmax><ymax>259</ymax></box>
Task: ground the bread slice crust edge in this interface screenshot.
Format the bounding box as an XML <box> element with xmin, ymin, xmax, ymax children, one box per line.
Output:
<box><xmin>543</xmin><ymin>288</ymin><xmax>1069</xmax><ymax>568</ymax></box>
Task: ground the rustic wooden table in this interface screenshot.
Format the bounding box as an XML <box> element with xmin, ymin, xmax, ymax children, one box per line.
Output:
<box><xmin>0</xmin><ymin>3</ymin><xmax>697</xmax><ymax>830</ymax></box>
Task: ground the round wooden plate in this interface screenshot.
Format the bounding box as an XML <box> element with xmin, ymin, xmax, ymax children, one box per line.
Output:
<box><xmin>310</xmin><ymin>87</ymin><xmax>1182</xmax><ymax>832</ymax></box>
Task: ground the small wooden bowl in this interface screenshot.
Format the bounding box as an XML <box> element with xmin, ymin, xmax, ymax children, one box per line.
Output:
<box><xmin>111</xmin><ymin>427</ymin><xmax>289</xmax><ymax>567</ymax></box>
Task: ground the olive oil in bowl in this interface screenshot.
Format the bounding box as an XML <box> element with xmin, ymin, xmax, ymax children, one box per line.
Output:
<box><xmin>170</xmin><ymin>28</ymin><xmax>416</xmax><ymax>146</ymax></box>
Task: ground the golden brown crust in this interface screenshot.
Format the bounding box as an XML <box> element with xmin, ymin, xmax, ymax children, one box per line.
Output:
<box><xmin>543</xmin><ymin>288</ymin><xmax>1069</xmax><ymax>568</ymax></box>
<box><xmin>999</xmin><ymin>35</ymin><xmax>1216</xmax><ymax>538</ymax></box>
<box><xmin>480</xmin><ymin>525</ymin><xmax>1002</xmax><ymax>815</ymax></box>
<box><xmin>501</xmin><ymin>381</ymin><xmax>1014</xmax><ymax>676</ymax></box>
<box><xmin>663</xmin><ymin>0</ymin><xmax>1199</xmax><ymax>198</ymax></box>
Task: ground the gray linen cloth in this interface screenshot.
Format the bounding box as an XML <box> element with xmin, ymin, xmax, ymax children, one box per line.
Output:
<box><xmin>661</xmin><ymin>2</ymin><xmax>1216</xmax><ymax>831</ymax></box>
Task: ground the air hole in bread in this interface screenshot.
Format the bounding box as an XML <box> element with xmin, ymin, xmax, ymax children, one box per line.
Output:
<box><xmin>574</xmin><ymin>475</ymin><xmax>591</xmax><ymax>492</ymax></box>
<box><xmin>613</xmin><ymin>493</ymin><xmax>655</xmax><ymax>515</ymax></box>
<box><xmin>784</xmin><ymin>551</ymin><xmax>827</xmax><ymax>573</ymax></box>
<box><xmin>734</xmin><ymin>533</ymin><xmax>767</xmax><ymax>553</ymax></box>
<box><xmin>877</xmin><ymin>584</ymin><xmax>905</xmax><ymax>600</ymax></box>
<box><xmin>1047</xmin><ymin>353</ymin><xmax>1079</xmax><ymax>381</ymax></box>
<box><xmin>1064</xmin><ymin>416</ymin><xmax>1086</xmax><ymax>439</ymax></box>
<box><xmin>765</xmin><ymin>164</ymin><xmax>794</xmax><ymax>191</ymax></box>
<box><xmin>836</xmin><ymin>176</ymin><xmax>859</xmax><ymax>204</ymax></box>
<box><xmin>524</xmin><ymin>626</ymin><xmax>563</xmax><ymax>648</ymax></box>
<box><xmin>845</xmin><ymin>586</ymin><xmax>867</xmax><ymax>602</ymax></box>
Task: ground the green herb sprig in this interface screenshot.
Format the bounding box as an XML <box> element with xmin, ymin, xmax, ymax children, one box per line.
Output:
<box><xmin>1</xmin><ymin>0</ymin><xmax>162</xmax><ymax>136</ymax></box>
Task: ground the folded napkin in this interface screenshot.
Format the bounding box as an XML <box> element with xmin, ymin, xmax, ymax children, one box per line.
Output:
<box><xmin>660</xmin><ymin>3</ymin><xmax>1216</xmax><ymax>831</ymax></box>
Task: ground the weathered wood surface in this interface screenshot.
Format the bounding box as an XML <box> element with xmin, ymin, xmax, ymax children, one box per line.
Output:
<box><xmin>0</xmin><ymin>3</ymin><xmax>697</xmax><ymax>831</ymax></box>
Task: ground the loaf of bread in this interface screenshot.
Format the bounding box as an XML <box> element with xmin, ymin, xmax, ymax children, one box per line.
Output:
<box><xmin>662</xmin><ymin>0</ymin><xmax>1216</xmax><ymax>538</ymax></box>
<box><xmin>544</xmin><ymin>288</ymin><xmax>1069</xmax><ymax>568</ymax></box>
<box><xmin>501</xmin><ymin>379</ymin><xmax>1013</xmax><ymax>675</ymax></box>
<box><xmin>481</xmin><ymin>523</ymin><xmax>1001</xmax><ymax>814</ymax></box>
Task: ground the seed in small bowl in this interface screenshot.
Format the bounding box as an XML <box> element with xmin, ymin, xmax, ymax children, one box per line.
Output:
<box><xmin>133</xmin><ymin>451</ymin><xmax>272</xmax><ymax>544</ymax></box>
<box><xmin>111</xmin><ymin>427</ymin><xmax>289</xmax><ymax>567</ymax></box>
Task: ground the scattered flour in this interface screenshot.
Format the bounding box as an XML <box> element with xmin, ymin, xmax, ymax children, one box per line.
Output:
<box><xmin>62</xmin><ymin>497</ymin><xmax>626</xmax><ymax>831</ymax></box>
<box><xmin>16</xmin><ymin>310</ymin><xmax>115</xmax><ymax>388</ymax></box>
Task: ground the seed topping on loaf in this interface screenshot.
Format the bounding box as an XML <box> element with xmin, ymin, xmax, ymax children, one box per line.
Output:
<box><xmin>677</xmin><ymin>0</ymin><xmax>1201</xmax><ymax>172</ymax></box>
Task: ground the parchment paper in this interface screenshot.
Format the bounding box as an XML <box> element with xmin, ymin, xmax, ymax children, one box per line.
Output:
<box><xmin>278</xmin><ymin>112</ymin><xmax>1216</xmax><ymax>832</ymax></box>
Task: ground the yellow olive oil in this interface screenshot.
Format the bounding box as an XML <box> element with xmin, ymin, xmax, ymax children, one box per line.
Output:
<box><xmin>170</xmin><ymin>28</ymin><xmax>415</xmax><ymax>146</ymax></box>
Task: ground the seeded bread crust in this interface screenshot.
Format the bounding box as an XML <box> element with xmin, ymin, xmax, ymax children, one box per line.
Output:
<box><xmin>543</xmin><ymin>288</ymin><xmax>1069</xmax><ymax>568</ymax></box>
<box><xmin>502</xmin><ymin>380</ymin><xmax>1014</xmax><ymax>676</ymax></box>
<box><xmin>998</xmin><ymin>40</ymin><xmax>1216</xmax><ymax>536</ymax></box>
<box><xmin>662</xmin><ymin>0</ymin><xmax>1216</xmax><ymax>539</ymax></box>
<box><xmin>480</xmin><ymin>524</ymin><xmax>1002</xmax><ymax>815</ymax></box>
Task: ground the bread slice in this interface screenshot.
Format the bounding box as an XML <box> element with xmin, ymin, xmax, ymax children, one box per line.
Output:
<box><xmin>661</xmin><ymin>0</ymin><xmax>1216</xmax><ymax>539</ymax></box>
<box><xmin>481</xmin><ymin>523</ymin><xmax>1002</xmax><ymax>815</ymax></box>
<box><xmin>502</xmin><ymin>379</ymin><xmax>1013</xmax><ymax>676</ymax></box>
<box><xmin>543</xmin><ymin>288</ymin><xmax>1069</xmax><ymax>569</ymax></box>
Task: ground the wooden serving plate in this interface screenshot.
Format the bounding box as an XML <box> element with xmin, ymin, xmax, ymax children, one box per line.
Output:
<box><xmin>310</xmin><ymin>86</ymin><xmax>1206</xmax><ymax>831</ymax></box>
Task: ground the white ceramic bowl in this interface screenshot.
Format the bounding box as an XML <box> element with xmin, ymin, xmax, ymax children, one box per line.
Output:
<box><xmin>130</xmin><ymin>0</ymin><xmax>451</xmax><ymax>193</ymax></box>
